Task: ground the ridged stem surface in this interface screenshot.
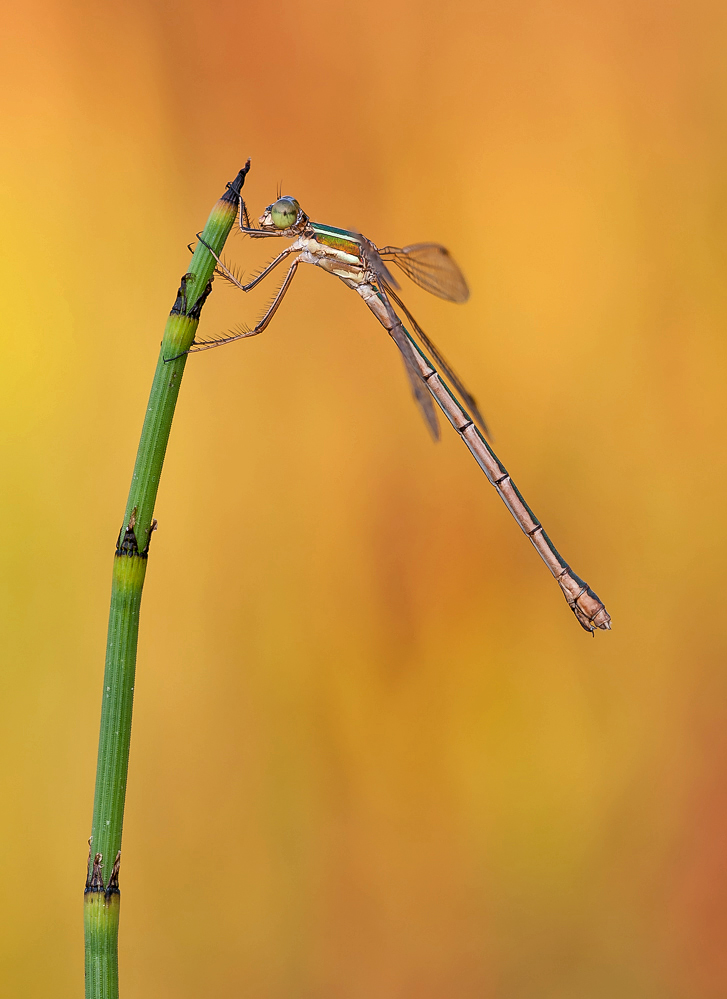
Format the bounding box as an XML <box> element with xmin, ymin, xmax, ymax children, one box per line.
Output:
<box><xmin>84</xmin><ymin>165</ymin><xmax>248</xmax><ymax>999</ymax></box>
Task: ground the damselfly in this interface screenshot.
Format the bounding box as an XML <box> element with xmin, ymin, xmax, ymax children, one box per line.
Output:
<box><xmin>184</xmin><ymin>182</ymin><xmax>611</xmax><ymax>633</ymax></box>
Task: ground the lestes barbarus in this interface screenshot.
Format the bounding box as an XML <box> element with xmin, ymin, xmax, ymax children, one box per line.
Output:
<box><xmin>182</xmin><ymin>181</ymin><xmax>611</xmax><ymax>634</ymax></box>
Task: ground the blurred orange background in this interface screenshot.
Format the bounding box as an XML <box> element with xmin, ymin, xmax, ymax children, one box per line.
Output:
<box><xmin>2</xmin><ymin>1</ymin><xmax>726</xmax><ymax>996</ymax></box>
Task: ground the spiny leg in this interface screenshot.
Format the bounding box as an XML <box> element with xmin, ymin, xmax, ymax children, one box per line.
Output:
<box><xmin>237</xmin><ymin>193</ymin><xmax>252</xmax><ymax>229</ymax></box>
<box><xmin>182</xmin><ymin>259</ymin><xmax>301</xmax><ymax>355</ymax></box>
<box><xmin>234</xmin><ymin>197</ymin><xmax>282</xmax><ymax>238</ymax></box>
<box><xmin>197</xmin><ymin>232</ymin><xmax>297</xmax><ymax>292</ymax></box>
<box><xmin>230</xmin><ymin>188</ymin><xmax>273</xmax><ymax>237</ymax></box>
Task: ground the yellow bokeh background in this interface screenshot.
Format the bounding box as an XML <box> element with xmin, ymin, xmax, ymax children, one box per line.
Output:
<box><xmin>3</xmin><ymin>1</ymin><xmax>726</xmax><ymax>996</ymax></box>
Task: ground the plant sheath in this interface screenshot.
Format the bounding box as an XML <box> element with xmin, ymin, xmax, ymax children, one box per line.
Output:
<box><xmin>84</xmin><ymin>164</ymin><xmax>249</xmax><ymax>999</ymax></box>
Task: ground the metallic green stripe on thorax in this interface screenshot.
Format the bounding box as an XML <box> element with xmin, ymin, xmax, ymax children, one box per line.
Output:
<box><xmin>311</xmin><ymin>222</ymin><xmax>363</xmax><ymax>258</ymax></box>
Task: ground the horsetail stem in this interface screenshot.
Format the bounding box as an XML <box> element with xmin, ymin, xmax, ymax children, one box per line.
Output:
<box><xmin>84</xmin><ymin>163</ymin><xmax>250</xmax><ymax>999</ymax></box>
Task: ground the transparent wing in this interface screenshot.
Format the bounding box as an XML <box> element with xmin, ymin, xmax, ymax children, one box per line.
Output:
<box><xmin>388</xmin><ymin>323</ymin><xmax>440</xmax><ymax>441</ymax></box>
<box><xmin>384</xmin><ymin>283</ymin><xmax>489</xmax><ymax>436</ymax></box>
<box><xmin>380</xmin><ymin>243</ymin><xmax>469</xmax><ymax>303</ymax></box>
<box><xmin>357</xmin><ymin>234</ymin><xmax>400</xmax><ymax>290</ymax></box>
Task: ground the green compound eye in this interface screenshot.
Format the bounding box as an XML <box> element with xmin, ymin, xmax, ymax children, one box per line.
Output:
<box><xmin>270</xmin><ymin>197</ymin><xmax>300</xmax><ymax>229</ymax></box>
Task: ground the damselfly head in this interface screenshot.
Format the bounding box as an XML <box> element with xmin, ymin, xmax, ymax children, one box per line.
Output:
<box><xmin>259</xmin><ymin>196</ymin><xmax>307</xmax><ymax>232</ymax></box>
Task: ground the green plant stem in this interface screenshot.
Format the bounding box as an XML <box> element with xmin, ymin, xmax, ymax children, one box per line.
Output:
<box><xmin>84</xmin><ymin>164</ymin><xmax>249</xmax><ymax>999</ymax></box>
